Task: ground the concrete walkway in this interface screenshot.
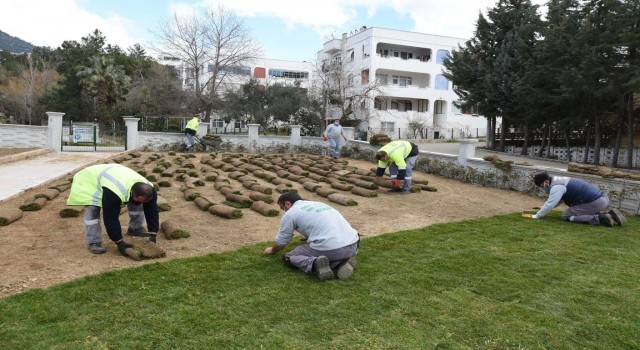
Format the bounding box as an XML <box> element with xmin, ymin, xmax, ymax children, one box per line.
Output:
<box><xmin>0</xmin><ymin>151</ymin><xmax>115</xmax><ymax>202</ymax></box>
<box><xmin>417</xmin><ymin>142</ymin><xmax>568</xmax><ymax>171</ymax></box>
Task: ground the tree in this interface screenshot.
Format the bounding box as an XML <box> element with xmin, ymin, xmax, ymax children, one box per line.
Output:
<box><xmin>151</xmin><ymin>4</ymin><xmax>262</xmax><ymax>121</ymax></box>
<box><xmin>76</xmin><ymin>55</ymin><xmax>130</xmax><ymax>122</ymax></box>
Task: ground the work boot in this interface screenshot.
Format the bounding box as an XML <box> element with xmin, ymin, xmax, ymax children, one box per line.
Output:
<box><xmin>598</xmin><ymin>213</ymin><xmax>614</xmax><ymax>227</ymax></box>
<box><xmin>335</xmin><ymin>257</ymin><xmax>357</xmax><ymax>280</ymax></box>
<box><xmin>127</xmin><ymin>227</ymin><xmax>150</xmax><ymax>237</ymax></box>
<box><xmin>313</xmin><ymin>256</ymin><xmax>334</xmax><ymax>281</ymax></box>
<box><xmin>608</xmin><ymin>208</ymin><xmax>627</xmax><ymax>226</ymax></box>
<box><xmin>88</xmin><ymin>242</ymin><xmax>106</xmax><ymax>254</ymax></box>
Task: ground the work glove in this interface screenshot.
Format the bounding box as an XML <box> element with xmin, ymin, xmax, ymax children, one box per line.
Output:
<box><xmin>148</xmin><ymin>233</ymin><xmax>157</xmax><ymax>243</ymax></box>
<box><xmin>116</xmin><ymin>240</ymin><xmax>133</xmax><ymax>256</ymax></box>
<box><xmin>393</xmin><ymin>179</ymin><xmax>402</xmax><ymax>189</ymax></box>
<box><xmin>322</xmin><ymin>136</ymin><xmax>328</xmax><ymax>142</ymax></box>
<box><xmin>522</xmin><ymin>213</ymin><xmax>539</xmax><ymax>219</ymax></box>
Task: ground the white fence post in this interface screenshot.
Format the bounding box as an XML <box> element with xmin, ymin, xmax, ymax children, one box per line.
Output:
<box><xmin>46</xmin><ymin>112</ymin><xmax>64</xmax><ymax>152</ymax></box>
<box><xmin>458</xmin><ymin>139</ymin><xmax>478</xmax><ymax>165</ymax></box>
<box><xmin>123</xmin><ymin>117</ymin><xmax>140</xmax><ymax>150</ymax></box>
<box><xmin>248</xmin><ymin>124</ymin><xmax>260</xmax><ymax>152</ymax></box>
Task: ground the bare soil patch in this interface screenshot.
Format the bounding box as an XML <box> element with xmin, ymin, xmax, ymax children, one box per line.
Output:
<box><xmin>0</xmin><ymin>151</ymin><xmax>540</xmax><ymax>297</ymax></box>
<box><xmin>0</xmin><ymin>148</ymin><xmax>39</xmax><ymax>158</ymax></box>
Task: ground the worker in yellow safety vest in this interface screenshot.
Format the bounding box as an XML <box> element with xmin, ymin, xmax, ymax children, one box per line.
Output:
<box><xmin>67</xmin><ymin>164</ymin><xmax>159</xmax><ymax>258</ymax></box>
<box><xmin>375</xmin><ymin>140</ymin><xmax>419</xmax><ymax>194</ymax></box>
<box><xmin>184</xmin><ymin>116</ymin><xmax>200</xmax><ymax>150</ymax></box>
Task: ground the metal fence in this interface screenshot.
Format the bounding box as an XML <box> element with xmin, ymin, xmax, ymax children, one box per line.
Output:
<box><xmin>62</xmin><ymin>121</ymin><xmax>126</xmax><ymax>152</ymax></box>
<box><xmin>363</xmin><ymin>128</ymin><xmax>489</xmax><ymax>141</ymax></box>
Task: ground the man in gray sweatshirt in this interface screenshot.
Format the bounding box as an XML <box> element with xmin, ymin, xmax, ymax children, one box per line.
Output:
<box><xmin>263</xmin><ymin>192</ymin><xmax>359</xmax><ymax>281</ymax></box>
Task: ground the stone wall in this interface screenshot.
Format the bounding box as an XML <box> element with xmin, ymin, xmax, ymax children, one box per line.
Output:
<box><xmin>0</xmin><ymin>125</ymin><xmax>48</xmax><ymax>148</ymax></box>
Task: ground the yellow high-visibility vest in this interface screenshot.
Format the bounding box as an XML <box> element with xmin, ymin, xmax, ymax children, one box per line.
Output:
<box><xmin>185</xmin><ymin>117</ymin><xmax>199</xmax><ymax>131</ymax></box>
<box><xmin>377</xmin><ymin>140</ymin><xmax>413</xmax><ymax>169</ymax></box>
<box><xmin>67</xmin><ymin>164</ymin><xmax>150</xmax><ymax>207</ymax></box>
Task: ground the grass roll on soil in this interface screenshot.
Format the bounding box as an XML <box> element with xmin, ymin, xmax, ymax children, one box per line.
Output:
<box><xmin>161</xmin><ymin>219</ymin><xmax>191</xmax><ymax>239</ymax></box>
<box><xmin>351</xmin><ymin>187</ymin><xmax>378</xmax><ymax>197</ymax></box>
<box><xmin>303</xmin><ymin>182</ymin><xmax>321</xmax><ymax>192</ymax></box>
<box><xmin>20</xmin><ymin>197</ymin><xmax>47</xmax><ymax>211</ymax></box>
<box><xmin>249</xmin><ymin>191</ymin><xmax>274</xmax><ymax>204</ymax></box>
<box><xmin>327</xmin><ymin>193</ymin><xmax>358</xmax><ymax>206</ymax></box>
<box><xmin>225</xmin><ymin>193</ymin><xmax>253</xmax><ymax>208</ymax></box>
<box><xmin>137</xmin><ymin>241</ymin><xmax>166</xmax><ymax>258</ymax></box>
<box><xmin>157</xmin><ymin>195</ymin><xmax>171</xmax><ymax>211</ymax></box>
<box><xmin>331</xmin><ymin>182</ymin><xmax>354</xmax><ymax>191</ymax></box>
<box><xmin>315</xmin><ymin>187</ymin><xmax>338</xmax><ymax>197</ymax></box>
<box><xmin>276</xmin><ymin>184</ymin><xmax>297</xmax><ymax>194</ymax></box>
<box><xmin>250</xmin><ymin>201</ymin><xmax>280</xmax><ymax>217</ymax></box>
<box><xmin>0</xmin><ymin>208</ymin><xmax>23</xmax><ymax>226</ymax></box>
<box><xmin>60</xmin><ymin>206</ymin><xmax>83</xmax><ymax>218</ymax></box>
<box><xmin>250</xmin><ymin>184</ymin><xmax>272</xmax><ymax>195</ymax></box>
<box><xmin>209</xmin><ymin>204</ymin><xmax>243</xmax><ymax>219</ymax></box>
<box><xmin>35</xmin><ymin>188</ymin><xmax>60</xmax><ymax>200</ymax></box>
<box><xmin>183</xmin><ymin>189</ymin><xmax>201</xmax><ymax>201</ymax></box>
<box><xmin>420</xmin><ymin>185</ymin><xmax>437</xmax><ymax>192</ymax></box>
<box><xmin>194</xmin><ymin>197</ymin><xmax>214</xmax><ymax>211</ymax></box>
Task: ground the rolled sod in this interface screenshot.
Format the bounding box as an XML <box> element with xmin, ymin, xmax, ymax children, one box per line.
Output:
<box><xmin>60</xmin><ymin>206</ymin><xmax>83</xmax><ymax>218</ymax></box>
<box><xmin>351</xmin><ymin>187</ymin><xmax>378</xmax><ymax>197</ymax></box>
<box><xmin>0</xmin><ymin>208</ymin><xmax>23</xmax><ymax>226</ymax></box>
<box><xmin>249</xmin><ymin>191</ymin><xmax>274</xmax><ymax>204</ymax></box>
<box><xmin>271</xmin><ymin>178</ymin><xmax>293</xmax><ymax>187</ymax></box>
<box><xmin>208</xmin><ymin>204</ymin><xmax>243</xmax><ymax>219</ymax></box>
<box><xmin>303</xmin><ymin>181</ymin><xmax>321</xmax><ymax>192</ymax></box>
<box><xmin>35</xmin><ymin>188</ymin><xmax>60</xmax><ymax>200</ymax></box>
<box><xmin>275</xmin><ymin>184</ymin><xmax>297</xmax><ymax>194</ymax></box>
<box><xmin>250</xmin><ymin>184</ymin><xmax>273</xmax><ymax>195</ymax></box>
<box><xmin>353</xmin><ymin>180</ymin><xmax>378</xmax><ymax>190</ymax></box>
<box><xmin>327</xmin><ymin>193</ymin><xmax>358</xmax><ymax>206</ymax></box>
<box><xmin>183</xmin><ymin>189</ymin><xmax>201</xmax><ymax>201</ymax></box>
<box><xmin>250</xmin><ymin>201</ymin><xmax>280</xmax><ymax>217</ymax></box>
<box><xmin>161</xmin><ymin>219</ymin><xmax>191</xmax><ymax>239</ymax></box>
<box><xmin>315</xmin><ymin>187</ymin><xmax>338</xmax><ymax>198</ymax></box>
<box><xmin>330</xmin><ymin>182</ymin><xmax>354</xmax><ymax>191</ymax></box>
<box><xmin>20</xmin><ymin>196</ymin><xmax>47</xmax><ymax>211</ymax></box>
<box><xmin>157</xmin><ymin>195</ymin><xmax>171</xmax><ymax>211</ymax></box>
<box><xmin>124</xmin><ymin>247</ymin><xmax>144</xmax><ymax>261</ymax></box>
<box><xmin>225</xmin><ymin>193</ymin><xmax>253</xmax><ymax>208</ymax></box>
<box><xmin>138</xmin><ymin>241</ymin><xmax>166</xmax><ymax>259</ymax></box>
<box><xmin>420</xmin><ymin>185</ymin><xmax>438</xmax><ymax>192</ymax></box>
<box><xmin>194</xmin><ymin>196</ymin><xmax>214</xmax><ymax>211</ymax></box>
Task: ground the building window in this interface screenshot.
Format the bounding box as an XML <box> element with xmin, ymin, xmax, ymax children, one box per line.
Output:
<box><xmin>211</xmin><ymin>119</ymin><xmax>224</xmax><ymax>128</ymax></box>
<box><xmin>436</xmin><ymin>50</ymin><xmax>450</xmax><ymax>64</ymax></box>
<box><xmin>392</xmin><ymin>75</ymin><xmax>412</xmax><ymax>87</ymax></box>
<box><xmin>381</xmin><ymin>122</ymin><xmax>395</xmax><ymax>133</ymax></box>
<box><xmin>234</xmin><ymin>120</ymin><xmax>245</xmax><ymax>129</ymax></box>
<box><xmin>452</xmin><ymin>101</ymin><xmax>462</xmax><ymax>114</ymax></box>
<box><xmin>350</xmin><ymin>51</ymin><xmax>355</xmax><ymax>62</ymax></box>
<box><xmin>220</xmin><ymin>66</ymin><xmax>251</xmax><ymax>75</ymax></box>
<box><xmin>374</xmin><ymin>97</ymin><xmax>387</xmax><ymax>110</ymax></box>
<box><xmin>361</xmin><ymin>69</ymin><xmax>369</xmax><ymax>84</ymax></box>
<box><xmin>268</xmin><ymin>69</ymin><xmax>309</xmax><ymax>79</ymax></box>
<box><xmin>397</xmin><ymin>100</ymin><xmax>412</xmax><ymax>112</ymax></box>
<box><xmin>434</xmin><ymin>100</ymin><xmax>446</xmax><ymax>114</ymax></box>
<box><xmin>435</xmin><ymin>75</ymin><xmax>449</xmax><ymax>90</ymax></box>
<box><xmin>376</xmin><ymin>74</ymin><xmax>388</xmax><ymax>84</ymax></box>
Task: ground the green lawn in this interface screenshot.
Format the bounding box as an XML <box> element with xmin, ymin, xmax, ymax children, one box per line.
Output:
<box><xmin>1</xmin><ymin>212</ymin><xmax>639</xmax><ymax>349</ymax></box>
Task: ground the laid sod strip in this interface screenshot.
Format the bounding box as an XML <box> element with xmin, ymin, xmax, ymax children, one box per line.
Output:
<box><xmin>0</xmin><ymin>207</ymin><xmax>23</xmax><ymax>226</ymax></box>
<box><xmin>208</xmin><ymin>204</ymin><xmax>243</xmax><ymax>219</ymax></box>
<box><xmin>421</xmin><ymin>185</ymin><xmax>437</xmax><ymax>192</ymax></box>
<box><xmin>19</xmin><ymin>197</ymin><xmax>47</xmax><ymax>211</ymax></box>
<box><xmin>351</xmin><ymin>187</ymin><xmax>378</xmax><ymax>197</ymax></box>
<box><xmin>248</xmin><ymin>191</ymin><xmax>273</xmax><ymax>204</ymax></box>
<box><xmin>327</xmin><ymin>193</ymin><xmax>358</xmax><ymax>206</ymax></box>
<box><xmin>250</xmin><ymin>201</ymin><xmax>280</xmax><ymax>217</ymax></box>
<box><xmin>59</xmin><ymin>206</ymin><xmax>82</xmax><ymax>218</ymax></box>
<box><xmin>157</xmin><ymin>196</ymin><xmax>171</xmax><ymax>211</ymax></box>
<box><xmin>49</xmin><ymin>182</ymin><xmax>71</xmax><ymax>192</ymax></box>
<box><xmin>160</xmin><ymin>219</ymin><xmax>191</xmax><ymax>239</ymax></box>
<box><xmin>34</xmin><ymin>188</ymin><xmax>60</xmax><ymax>200</ymax></box>
<box><xmin>194</xmin><ymin>197</ymin><xmax>214</xmax><ymax>211</ymax></box>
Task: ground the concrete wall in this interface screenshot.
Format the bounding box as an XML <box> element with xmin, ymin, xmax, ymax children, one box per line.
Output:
<box><xmin>0</xmin><ymin>125</ymin><xmax>48</xmax><ymax>148</ymax></box>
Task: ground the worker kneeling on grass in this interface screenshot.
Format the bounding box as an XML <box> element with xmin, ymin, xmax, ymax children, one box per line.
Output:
<box><xmin>375</xmin><ymin>140</ymin><xmax>419</xmax><ymax>194</ymax></box>
<box><xmin>263</xmin><ymin>192</ymin><xmax>359</xmax><ymax>281</ymax></box>
<box><xmin>67</xmin><ymin>164</ymin><xmax>159</xmax><ymax>258</ymax></box>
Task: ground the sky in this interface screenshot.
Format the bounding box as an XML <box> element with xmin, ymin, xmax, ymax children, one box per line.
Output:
<box><xmin>0</xmin><ymin>0</ymin><xmax>547</xmax><ymax>62</ymax></box>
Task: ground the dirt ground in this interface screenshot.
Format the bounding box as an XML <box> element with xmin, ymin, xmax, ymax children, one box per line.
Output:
<box><xmin>0</xmin><ymin>151</ymin><xmax>541</xmax><ymax>298</ymax></box>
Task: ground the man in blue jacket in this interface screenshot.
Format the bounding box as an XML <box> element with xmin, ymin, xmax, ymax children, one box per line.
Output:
<box><xmin>530</xmin><ymin>173</ymin><xmax>626</xmax><ymax>227</ymax></box>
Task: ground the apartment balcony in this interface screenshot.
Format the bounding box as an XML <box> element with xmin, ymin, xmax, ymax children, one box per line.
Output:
<box><xmin>323</xmin><ymin>39</ymin><xmax>342</xmax><ymax>54</ymax></box>
<box><xmin>382</xmin><ymin>84</ymin><xmax>430</xmax><ymax>99</ymax></box>
<box><xmin>374</xmin><ymin>54</ymin><xmax>431</xmax><ymax>73</ymax></box>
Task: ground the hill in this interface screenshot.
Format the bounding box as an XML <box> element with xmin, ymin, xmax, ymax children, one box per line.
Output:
<box><xmin>0</xmin><ymin>29</ymin><xmax>34</xmax><ymax>53</ymax></box>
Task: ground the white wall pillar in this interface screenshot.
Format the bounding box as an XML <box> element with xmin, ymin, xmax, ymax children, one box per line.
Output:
<box><xmin>197</xmin><ymin>121</ymin><xmax>208</xmax><ymax>137</ymax></box>
<box><xmin>458</xmin><ymin>139</ymin><xmax>478</xmax><ymax>165</ymax></box>
<box><xmin>290</xmin><ymin>125</ymin><xmax>302</xmax><ymax>151</ymax></box>
<box><xmin>123</xmin><ymin>117</ymin><xmax>140</xmax><ymax>150</ymax></box>
<box><xmin>248</xmin><ymin>124</ymin><xmax>260</xmax><ymax>152</ymax></box>
<box><xmin>46</xmin><ymin>112</ymin><xmax>64</xmax><ymax>152</ymax></box>
<box><xmin>342</xmin><ymin>127</ymin><xmax>355</xmax><ymax>140</ymax></box>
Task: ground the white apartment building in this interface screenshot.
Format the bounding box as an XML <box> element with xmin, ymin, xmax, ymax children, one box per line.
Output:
<box><xmin>157</xmin><ymin>55</ymin><xmax>314</xmax><ymax>132</ymax></box>
<box><xmin>317</xmin><ymin>26</ymin><xmax>495</xmax><ymax>140</ymax></box>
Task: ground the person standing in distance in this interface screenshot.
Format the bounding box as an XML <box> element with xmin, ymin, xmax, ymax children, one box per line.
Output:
<box><xmin>323</xmin><ymin>119</ymin><xmax>347</xmax><ymax>159</ymax></box>
<box><xmin>263</xmin><ymin>192</ymin><xmax>359</xmax><ymax>281</ymax></box>
<box><xmin>66</xmin><ymin>164</ymin><xmax>160</xmax><ymax>258</ymax></box>
<box><xmin>528</xmin><ymin>173</ymin><xmax>626</xmax><ymax>227</ymax></box>
<box><xmin>184</xmin><ymin>115</ymin><xmax>200</xmax><ymax>151</ymax></box>
<box><xmin>375</xmin><ymin>140</ymin><xmax>420</xmax><ymax>194</ymax></box>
